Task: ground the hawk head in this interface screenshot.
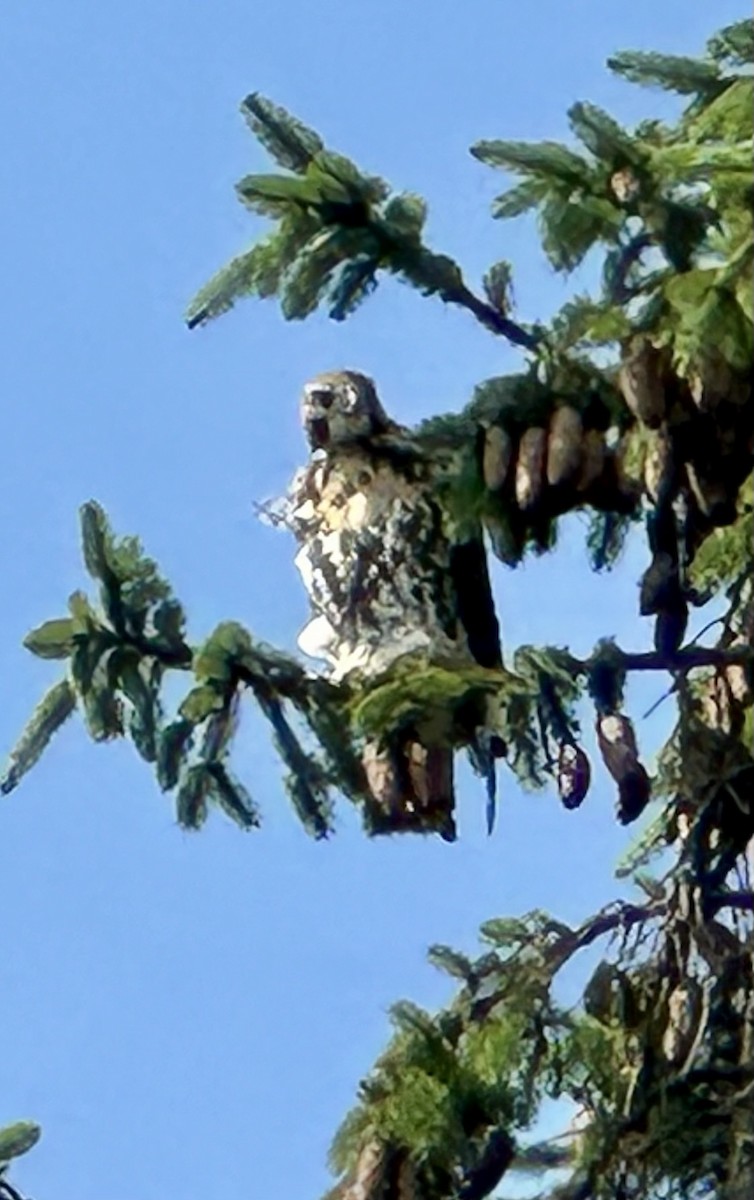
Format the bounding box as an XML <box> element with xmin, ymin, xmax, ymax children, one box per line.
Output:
<box><xmin>301</xmin><ymin>370</ymin><xmax>391</xmax><ymax>452</ymax></box>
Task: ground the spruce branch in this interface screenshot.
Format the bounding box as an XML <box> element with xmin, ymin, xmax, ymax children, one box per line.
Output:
<box><xmin>565</xmin><ymin>642</ymin><xmax>753</xmax><ymax>679</ymax></box>
<box><xmin>441</xmin><ymin>280</ymin><xmax>540</xmax><ymax>349</ymax></box>
<box><xmin>470</xmin><ymin>900</ymin><xmax>664</xmax><ymax>1023</ymax></box>
<box><xmin>7</xmin><ymin>497</ymin><xmax>751</xmax><ymax>832</ymax></box>
<box><xmin>185</xmin><ymin>94</ymin><xmax>541</xmax><ymax>351</ymax></box>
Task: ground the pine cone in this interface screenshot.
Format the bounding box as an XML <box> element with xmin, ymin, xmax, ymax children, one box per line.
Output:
<box><xmin>643</xmin><ymin>429</ymin><xmax>675</xmax><ymax>505</ymax></box>
<box><xmin>515</xmin><ymin>427</ymin><xmax>548</xmax><ymax>510</ymax></box>
<box><xmin>484</xmin><ymin>513</ymin><xmax>524</xmax><ymax>567</ymax></box>
<box><xmin>546</xmin><ymin>405</ymin><xmax>583</xmax><ymax>489</ymax></box>
<box><xmin>700</xmin><ymin>662</ymin><xmax>749</xmax><ymax>736</ymax></box>
<box><xmin>611</xmin><ymin>167</ymin><xmax>641</xmax><ymax>204</ymax></box>
<box><xmin>557</xmin><ymin>742</ymin><xmax>591</xmax><ymax>810</ymax></box>
<box><xmin>689</xmin><ymin>355</ymin><xmax>733</xmax><ymax>412</ymax></box>
<box><xmin>616</xmin><ymin>768</ymin><xmax>652</xmax><ymax>824</ymax></box>
<box><xmin>619</xmin><ymin>339</ymin><xmax>667</xmax><ymax>428</ymax></box>
<box><xmin>596</xmin><ymin>713</ymin><xmax>651</xmax><ymax>824</ymax></box>
<box><xmin>363</xmin><ymin>741</ymin><xmax>402</xmax><ymax>816</ymax></box>
<box><xmin>584</xmin><ymin>961</ymin><xmax>623</xmax><ymax>1023</ymax></box>
<box><xmin>482</xmin><ymin>424</ymin><xmax>514</xmax><ymax>492</ymax></box>
<box><xmin>576</xmin><ymin>429</ymin><xmax>606</xmax><ymax>494</ymax></box>
<box><xmin>405</xmin><ymin>742</ymin><xmax>456</xmax><ymax>841</ymax></box>
<box><xmin>662</xmin><ymin>981</ymin><xmax>702</xmax><ymax>1065</ymax></box>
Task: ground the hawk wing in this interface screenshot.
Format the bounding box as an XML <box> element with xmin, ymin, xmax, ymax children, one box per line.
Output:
<box><xmin>450</xmin><ymin>533</ymin><xmax>504</xmax><ymax>833</ymax></box>
<box><xmin>449</xmin><ymin>537</ymin><xmax>502</xmax><ymax>670</ymax></box>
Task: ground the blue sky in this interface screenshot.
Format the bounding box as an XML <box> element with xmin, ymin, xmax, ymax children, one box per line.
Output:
<box><xmin>0</xmin><ymin>3</ymin><xmax>744</xmax><ymax>1198</ymax></box>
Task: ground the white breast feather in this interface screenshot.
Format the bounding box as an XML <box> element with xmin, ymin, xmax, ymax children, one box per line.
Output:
<box><xmin>286</xmin><ymin>451</ymin><xmax>471</xmax><ymax>680</ymax></box>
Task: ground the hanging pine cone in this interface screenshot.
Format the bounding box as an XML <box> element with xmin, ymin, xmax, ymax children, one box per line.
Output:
<box><xmin>596</xmin><ymin>710</ymin><xmax>641</xmax><ymax>774</ymax></box>
<box><xmin>405</xmin><ymin>741</ymin><xmax>457</xmax><ymax>842</ymax></box>
<box><xmin>643</xmin><ymin>428</ymin><xmax>675</xmax><ymax>505</ymax></box>
<box><xmin>610</xmin><ymin>167</ymin><xmax>641</xmax><ymax>204</ymax></box>
<box><xmin>699</xmin><ymin>650</ymin><xmax>751</xmax><ymax>736</ymax></box>
<box><xmin>576</xmin><ymin>429</ymin><xmax>606</xmax><ymax>494</ymax></box>
<box><xmin>362</xmin><ymin>740</ymin><xmax>456</xmax><ymax>839</ymax></box>
<box><xmin>596</xmin><ymin>712</ymin><xmax>651</xmax><ymax>824</ymax></box>
<box><xmin>662</xmin><ymin>980</ymin><xmax>703</xmax><ymax>1066</ymax></box>
<box><xmin>610</xmin><ymin>431</ymin><xmax>639</xmax><ymax>505</ymax></box>
<box><xmin>616</xmin><ymin>770</ymin><xmax>652</xmax><ymax>824</ymax></box>
<box><xmin>363</xmin><ymin>740</ymin><xmax>402</xmax><ymax>817</ymax></box>
<box><xmin>584</xmin><ymin>961</ymin><xmax>624</xmax><ymax>1023</ymax></box>
<box><xmin>482</xmin><ymin>424</ymin><xmax>514</xmax><ymax>492</ymax></box>
<box><xmin>619</xmin><ymin>338</ymin><xmax>667</xmax><ymax>428</ymax></box>
<box><xmin>546</xmin><ymin>405</ymin><xmax>583</xmax><ymax>489</ymax></box>
<box><xmin>723</xmin><ymin>642</ymin><xmax>752</xmax><ymax>706</ymax></box>
<box><xmin>688</xmin><ymin>354</ymin><xmax>733</xmax><ymax>412</ymax></box>
<box><xmin>515</xmin><ymin>427</ymin><xmax>548</xmax><ymax>510</ymax></box>
<box><xmin>484</xmin><ymin>512</ymin><xmax>525</xmax><ymax>567</ymax></box>
<box><xmin>557</xmin><ymin>742</ymin><xmax>591</xmax><ymax>809</ymax></box>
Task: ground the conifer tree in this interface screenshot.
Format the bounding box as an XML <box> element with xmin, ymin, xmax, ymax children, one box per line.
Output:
<box><xmin>2</xmin><ymin>17</ymin><xmax>752</xmax><ymax>1200</ymax></box>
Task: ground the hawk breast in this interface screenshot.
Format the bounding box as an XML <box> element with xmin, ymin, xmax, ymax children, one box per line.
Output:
<box><xmin>290</xmin><ymin>453</ymin><xmax>467</xmax><ymax>679</ymax></box>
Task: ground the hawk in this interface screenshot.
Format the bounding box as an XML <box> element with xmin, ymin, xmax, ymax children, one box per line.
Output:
<box><xmin>283</xmin><ymin>370</ymin><xmax>503</xmax><ymax>839</ymax></box>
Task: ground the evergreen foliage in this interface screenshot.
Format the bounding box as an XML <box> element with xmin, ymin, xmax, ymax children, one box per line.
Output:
<box><xmin>0</xmin><ymin>1123</ymin><xmax>41</xmax><ymax>1200</ymax></box>
<box><xmin>3</xmin><ymin>17</ymin><xmax>753</xmax><ymax>1200</ymax></box>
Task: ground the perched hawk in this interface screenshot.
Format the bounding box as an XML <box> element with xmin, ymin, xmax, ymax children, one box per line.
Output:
<box><xmin>283</xmin><ymin>370</ymin><xmax>502</xmax><ymax>839</ymax></box>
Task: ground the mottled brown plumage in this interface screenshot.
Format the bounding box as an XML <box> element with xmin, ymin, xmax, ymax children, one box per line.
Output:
<box><xmin>284</xmin><ymin>370</ymin><xmax>501</xmax><ymax>837</ymax></box>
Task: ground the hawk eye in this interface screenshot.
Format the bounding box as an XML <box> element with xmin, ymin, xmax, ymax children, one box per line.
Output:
<box><xmin>310</xmin><ymin>388</ymin><xmax>334</xmax><ymax>409</ymax></box>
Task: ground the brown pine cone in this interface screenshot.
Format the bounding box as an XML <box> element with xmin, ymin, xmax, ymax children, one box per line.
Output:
<box><xmin>515</xmin><ymin>427</ymin><xmax>548</xmax><ymax>510</ymax></box>
<box><xmin>546</xmin><ymin>406</ymin><xmax>583</xmax><ymax>489</ymax></box>
<box><xmin>557</xmin><ymin>742</ymin><xmax>591</xmax><ymax>810</ymax></box>
<box><xmin>596</xmin><ymin>712</ymin><xmax>652</xmax><ymax>824</ymax></box>
<box><xmin>643</xmin><ymin>428</ymin><xmax>675</xmax><ymax>505</ymax></box>
<box><xmin>576</xmin><ymin>429</ymin><xmax>606</xmax><ymax>494</ymax></box>
<box><xmin>482</xmin><ymin>424</ymin><xmax>514</xmax><ymax>492</ymax></box>
<box><xmin>619</xmin><ymin>338</ymin><xmax>667</xmax><ymax>428</ymax></box>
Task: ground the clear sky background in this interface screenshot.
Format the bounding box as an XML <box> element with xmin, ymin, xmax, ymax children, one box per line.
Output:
<box><xmin>0</xmin><ymin>3</ymin><xmax>744</xmax><ymax>1198</ymax></box>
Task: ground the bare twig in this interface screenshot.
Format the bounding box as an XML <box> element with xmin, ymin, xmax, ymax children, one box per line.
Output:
<box><xmin>604</xmin><ymin>645</ymin><xmax>751</xmax><ymax>674</ymax></box>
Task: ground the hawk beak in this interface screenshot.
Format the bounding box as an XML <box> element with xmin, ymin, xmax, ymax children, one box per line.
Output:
<box><xmin>306</xmin><ymin>415</ymin><xmax>330</xmax><ymax>449</ymax></box>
